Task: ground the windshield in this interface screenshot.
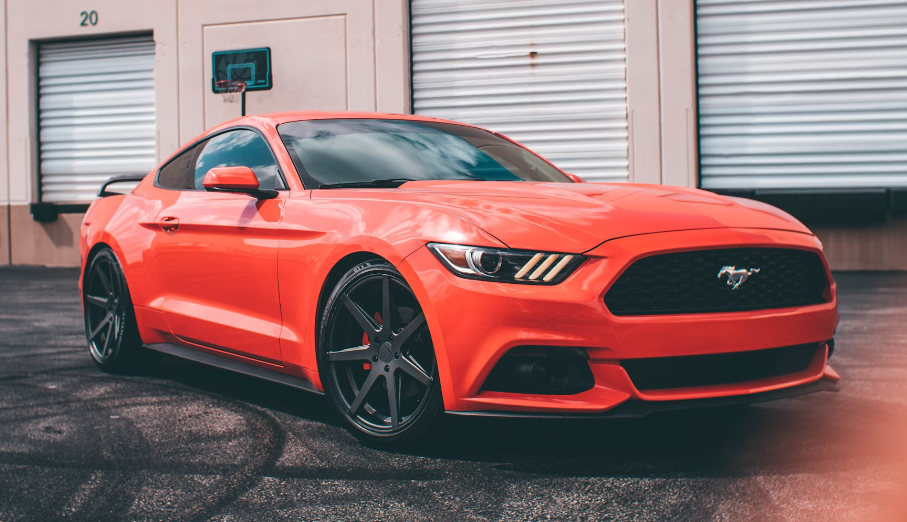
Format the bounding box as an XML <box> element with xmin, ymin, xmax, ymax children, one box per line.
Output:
<box><xmin>277</xmin><ymin>119</ymin><xmax>571</xmax><ymax>188</ymax></box>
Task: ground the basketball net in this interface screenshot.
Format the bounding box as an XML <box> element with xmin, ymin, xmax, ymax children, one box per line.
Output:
<box><xmin>215</xmin><ymin>80</ymin><xmax>246</xmax><ymax>104</ymax></box>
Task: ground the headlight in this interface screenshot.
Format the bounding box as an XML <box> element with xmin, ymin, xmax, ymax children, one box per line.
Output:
<box><xmin>427</xmin><ymin>243</ymin><xmax>584</xmax><ymax>284</ymax></box>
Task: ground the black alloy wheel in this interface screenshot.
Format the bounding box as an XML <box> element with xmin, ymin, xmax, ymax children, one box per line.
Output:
<box><xmin>83</xmin><ymin>248</ymin><xmax>144</xmax><ymax>372</ymax></box>
<box><xmin>320</xmin><ymin>260</ymin><xmax>442</xmax><ymax>446</ymax></box>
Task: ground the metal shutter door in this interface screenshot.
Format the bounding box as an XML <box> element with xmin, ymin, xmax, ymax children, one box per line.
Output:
<box><xmin>411</xmin><ymin>0</ymin><xmax>629</xmax><ymax>182</ymax></box>
<box><xmin>697</xmin><ymin>0</ymin><xmax>907</xmax><ymax>190</ymax></box>
<box><xmin>38</xmin><ymin>36</ymin><xmax>156</xmax><ymax>203</ymax></box>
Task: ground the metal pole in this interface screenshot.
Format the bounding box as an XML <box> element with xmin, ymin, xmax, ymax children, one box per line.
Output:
<box><xmin>241</xmin><ymin>91</ymin><xmax>246</xmax><ymax>117</ymax></box>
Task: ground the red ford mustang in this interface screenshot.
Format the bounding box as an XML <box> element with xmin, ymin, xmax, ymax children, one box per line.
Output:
<box><xmin>80</xmin><ymin>112</ymin><xmax>840</xmax><ymax>446</ymax></box>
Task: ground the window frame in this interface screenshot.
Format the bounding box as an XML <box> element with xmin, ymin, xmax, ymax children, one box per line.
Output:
<box><xmin>154</xmin><ymin>125</ymin><xmax>288</xmax><ymax>191</ymax></box>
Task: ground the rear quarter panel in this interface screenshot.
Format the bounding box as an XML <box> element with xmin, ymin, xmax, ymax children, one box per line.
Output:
<box><xmin>80</xmin><ymin>178</ymin><xmax>162</xmax><ymax>310</ymax></box>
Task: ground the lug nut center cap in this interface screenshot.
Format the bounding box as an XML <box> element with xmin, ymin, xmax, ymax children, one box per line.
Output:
<box><xmin>378</xmin><ymin>342</ymin><xmax>394</xmax><ymax>363</ymax></box>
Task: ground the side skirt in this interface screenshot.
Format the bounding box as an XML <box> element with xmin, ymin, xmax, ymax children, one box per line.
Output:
<box><xmin>144</xmin><ymin>342</ymin><xmax>323</xmax><ymax>395</ymax></box>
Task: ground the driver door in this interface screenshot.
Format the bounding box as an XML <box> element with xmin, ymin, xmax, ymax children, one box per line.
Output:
<box><xmin>150</xmin><ymin>129</ymin><xmax>287</xmax><ymax>363</ymax></box>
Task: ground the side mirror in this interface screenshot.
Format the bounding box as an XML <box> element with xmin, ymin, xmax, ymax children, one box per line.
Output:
<box><xmin>202</xmin><ymin>167</ymin><xmax>277</xmax><ymax>199</ymax></box>
<box><xmin>564</xmin><ymin>172</ymin><xmax>586</xmax><ymax>183</ymax></box>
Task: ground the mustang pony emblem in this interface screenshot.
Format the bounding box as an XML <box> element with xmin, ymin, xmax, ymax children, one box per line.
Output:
<box><xmin>717</xmin><ymin>266</ymin><xmax>760</xmax><ymax>290</ymax></box>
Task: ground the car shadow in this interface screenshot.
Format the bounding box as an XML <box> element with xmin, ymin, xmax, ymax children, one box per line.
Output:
<box><xmin>142</xmin><ymin>353</ymin><xmax>880</xmax><ymax>481</ymax></box>
<box><xmin>146</xmin><ymin>353</ymin><xmax>340</xmax><ymax>426</ymax></box>
<box><xmin>423</xmin><ymin>407</ymin><xmax>786</xmax><ymax>478</ymax></box>
<box><xmin>416</xmin><ymin>392</ymin><xmax>905</xmax><ymax>480</ymax></box>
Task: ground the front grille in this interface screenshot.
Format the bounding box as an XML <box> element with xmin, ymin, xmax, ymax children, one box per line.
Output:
<box><xmin>604</xmin><ymin>247</ymin><xmax>828</xmax><ymax>316</ymax></box>
<box><xmin>621</xmin><ymin>343</ymin><xmax>820</xmax><ymax>391</ymax></box>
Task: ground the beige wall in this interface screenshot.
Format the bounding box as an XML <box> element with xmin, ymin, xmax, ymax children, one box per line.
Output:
<box><xmin>1</xmin><ymin>1</ymin><xmax>8</xmax><ymax>266</ymax></box>
<box><xmin>625</xmin><ymin>0</ymin><xmax>661</xmax><ymax>185</ymax></box>
<box><xmin>657</xmin><ymin>0</ymin><xmax>698</xmax><ymax>188</ymax></box>
<box><xmin>203</xmin><ymin>16</ymin><xmax>352</xmax><ymax>128</ymax></box>
<box><xmin>178</xmin><ymin>0</ymin><xmax>410</xmax><ymax>143</ymax></box>
<box><xmin>815</xmin><ymin>217</ymin><xmax>907</xmax><ymax>271</ymax></box>
<box><xmin>9</xmin><ymin>205</ymin><xmax>81</xmax><ymax>266</ymax></box>
<box><xmin>0</xmin><ymin>206</ymin><xmax>9</xmax><ymax>266</ymax></box>
<box><xmin>0</xmin><ymin>0</ymin><xmax>7</xmax><ymax>210</ymax></box>
<box><xmin>625</xmin><ymin>0</ymin><xmax>698</xmax><ymax>188</ymax></box>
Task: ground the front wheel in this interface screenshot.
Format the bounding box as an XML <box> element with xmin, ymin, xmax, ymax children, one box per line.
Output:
<box><xmin>319</xmin><ymin>260</ymin><xmax>443</xmax><ymax>447</ymax></box>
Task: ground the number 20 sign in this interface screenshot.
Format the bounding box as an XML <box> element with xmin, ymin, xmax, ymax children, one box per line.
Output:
<box><xmin>80</xmin><ymin>10</ymin><xmax>98</xmax><ymax>26</ymax></box>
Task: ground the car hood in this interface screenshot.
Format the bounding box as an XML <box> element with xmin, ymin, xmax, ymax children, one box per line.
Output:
<box><xmin>316</xmin><ymin>181</ymin><xmax>812</xmax><ymax>253</ymax></box>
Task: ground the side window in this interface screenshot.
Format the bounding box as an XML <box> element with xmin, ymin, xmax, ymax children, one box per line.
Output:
<box><xmin>156</xmin><ymin>146</ymin><xmax>196</xmax><ymax>190</ymax></box>
<box><xmin>192</xmin><ymin>129</ymin><xmax>286</xmax><ymax>190</ymax></box>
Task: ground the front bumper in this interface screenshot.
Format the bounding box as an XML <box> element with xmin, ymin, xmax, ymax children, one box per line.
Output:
<box><xmin>398</xmin><ymin>227</ymin><xmax>839</xmax><ymax>414</ymax></box>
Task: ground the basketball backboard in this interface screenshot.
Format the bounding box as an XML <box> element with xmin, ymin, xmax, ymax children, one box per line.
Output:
<box><xmin>211</xmin><ymin>47</ymin><xmax>272</xmax><ymax>92</ymax></box>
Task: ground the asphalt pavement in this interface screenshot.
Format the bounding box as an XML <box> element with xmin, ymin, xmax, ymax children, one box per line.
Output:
<box><xmin>1</xmin><ymin>267</ymin><xmax>906</xmax><ymax>521</ymax></box>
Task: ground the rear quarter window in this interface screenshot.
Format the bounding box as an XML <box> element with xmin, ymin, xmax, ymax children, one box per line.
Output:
<box><xmin>156</xmin><ymin>147</ymin><xmax>195</xmax><ymax>190</ymax></box>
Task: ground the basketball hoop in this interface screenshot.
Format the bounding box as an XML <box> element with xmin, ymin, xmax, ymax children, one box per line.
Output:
<box><xmin>215</xmin><ymin>80</ymin><xmax>247</xmax><ymax>104</ymax></box>
<box><xmin>212</xmin><ymin>49</ymin><xmax>272</xmax><ymax>118</ymax></box>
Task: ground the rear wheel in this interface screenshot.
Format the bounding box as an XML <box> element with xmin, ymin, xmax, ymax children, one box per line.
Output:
<box><xmin>319</xmin><ymin>260</ymin><xmax>442</xmax><ymax>447</ymax></box>
<box><xmin>83</xmin><ymin>248</ymin><xmax>145</xmax><ymax>373</ymax></box>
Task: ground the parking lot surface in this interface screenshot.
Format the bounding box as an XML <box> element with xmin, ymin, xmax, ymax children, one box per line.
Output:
<box><xmin>1</xmin><ymin>267</ymin><xmax>905</xmax><ymax>521</ymax></box>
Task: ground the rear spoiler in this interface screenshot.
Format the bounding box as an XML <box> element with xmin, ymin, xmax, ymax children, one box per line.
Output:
<box><xmin>98</xmin><ymin>174</ymin><xmax>149</xmax><ymax>197</ymax></box>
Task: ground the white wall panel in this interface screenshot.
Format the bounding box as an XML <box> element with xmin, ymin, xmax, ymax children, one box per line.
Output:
<box><xmin>411</xmin><ymin>0</ymin><xmax>629</xmax><ymax>182</ymax></box>
<box><xmin>697</xmin><ymin>0</ymin><xmax>907</xmax><ymax>190</ymax></box>
<box><xmin>38</xmin><ymin>36</ymin><xmax>156</xmax><ymax>203</ymax></box>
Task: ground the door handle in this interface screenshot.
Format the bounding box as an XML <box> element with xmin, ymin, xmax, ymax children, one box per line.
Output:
<box><xmin>159</xmin><ymin>216</ymin><xmax>179</xmax><ymax>232</ymax></box>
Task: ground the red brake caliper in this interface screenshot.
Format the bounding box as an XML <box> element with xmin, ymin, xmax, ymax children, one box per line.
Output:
<box><xmin>362</xmin><ymin>312</ymin><xmax>382</xmax><ymax>370</ymax></box>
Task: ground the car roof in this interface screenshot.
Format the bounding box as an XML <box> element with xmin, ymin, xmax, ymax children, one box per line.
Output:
<box><xmin>206</xmin><ymin>111</ymin><xmax>482</xmax><ymax>134</ymax></box>
<box><xmin>264</xmin><ymin>111</ymin><xmax>463</xmax><ymax>126</ymax></box>
<box><xmin>197</xmin><ymin>111</ymin><xmax>487</xmax><ymax>148</ymax></box>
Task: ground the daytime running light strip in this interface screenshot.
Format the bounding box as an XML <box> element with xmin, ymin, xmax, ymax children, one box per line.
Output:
<box><xmin>514</xmin><ymin>253</ymin><xmax>545</xmax><ymax>279</ymax></box>
<box><xmin>528</xmin><ymin>254</ymin><xmax>560</xmax><ymax>280</ymax></box>
<box><xmin>542</xmin><ymin>255</ymin><xmax>574</xmax><ymax>282</ymax></box>
<box><xmin>514</xmin><ymin>254</ymin><xmax>576</xmax><ymax>282</ymax></box>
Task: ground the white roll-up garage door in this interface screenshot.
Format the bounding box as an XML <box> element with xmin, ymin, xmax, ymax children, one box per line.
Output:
<box><xmin>411</xmin><ymin>0</ymin><xmax>629</xmax><ymax>183</ymax></box>
<box><xmin>38</xmin><ymin>36</ymin><xmax>157</xmax><ymax>203</ymax></box>
<box><xmin>697</xmin><ymin>0</ymin><xmax>907</xmax><ymax>190</ymax></box>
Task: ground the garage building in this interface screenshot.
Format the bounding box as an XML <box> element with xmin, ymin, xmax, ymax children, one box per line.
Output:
<box><xmin>0</xmin><ymin>0</ymin><xmax>904</xmax><ymax>269</ymax></box>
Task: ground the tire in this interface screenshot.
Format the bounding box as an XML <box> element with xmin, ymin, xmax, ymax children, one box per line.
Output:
<box><xmin>82</xmin><ymin>248</ymin><xmax>147</xmax><ymax>373</ymax></box>
<box><xmin>319</xmin><ymin>260</ymin><xmax>443</xmax><ymax>447</ymax></box>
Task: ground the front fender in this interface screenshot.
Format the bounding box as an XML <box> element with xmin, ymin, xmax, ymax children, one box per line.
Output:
<box><xmin>276</xmin><ymin>196</ymin><xmax>505</xmax><ymax>374</ymax></box>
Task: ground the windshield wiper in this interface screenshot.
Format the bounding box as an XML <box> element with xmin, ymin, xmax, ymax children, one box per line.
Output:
<box><xmin>319</xmin><ymin>178</ymin><xmax>415</xmax><ymax>189</ymax></box>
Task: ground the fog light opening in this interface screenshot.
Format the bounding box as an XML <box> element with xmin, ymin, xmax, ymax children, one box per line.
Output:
<box><xmin>481</xmin><ymin>346</ymin><xmax>595</xmax><ymax>395</ymax></box>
